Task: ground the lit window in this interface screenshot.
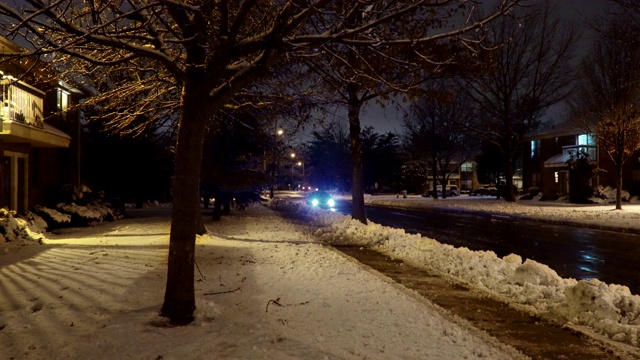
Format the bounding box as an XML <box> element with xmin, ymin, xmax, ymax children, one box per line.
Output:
<box><xmin>554</xmin><ymin>172</ymin><xmax>559</xmax><ymax>183</ymax></box>
<box><xmin>531</xmin><ymin>140</ymin><xmax>540</xmax><ymax>158</ymax></box>
<box><xmin>57</xmin><ymin>89</ymin><xmax>69</xmax><ymax>122</ymax></box>
<box><xmin>578</xmin><ymin>134</ymin><xmax>595</xmax><ymax>146</ymax></box>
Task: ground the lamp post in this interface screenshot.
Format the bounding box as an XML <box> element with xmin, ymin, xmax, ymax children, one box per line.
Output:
<box><xmin>297</xmin><ymin>161</ymin><xmax>305</xmax><ymax>187</ymax></box>
<box><xmin>290</xmin><ymin>152</ymin><xmax>296</xmax><ymax>189</ymax></box>
<box><xmin>268</xmin><ymin>128</ymin><xmax>284</xmax><ymax>198</ymax></box>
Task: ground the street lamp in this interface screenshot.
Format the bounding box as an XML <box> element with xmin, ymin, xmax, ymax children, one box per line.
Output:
<box><xmin>297</xmin><ymin>161</ymin><xmax>305</xmax><ymax>187</ymax></box>
<box><xmin>267</xmin><ymin>128</ymin><xmax>285</xmax><ymax>198</ymax></box>
<box><xmin>264</xmin><ymin>128</ymin><xmax>284</xmax><ymax>172</ymax></box>
<box><xmin>290</xmin><ymin>153</ymin><xmax>296</xmax><ymax>188</ymax></box>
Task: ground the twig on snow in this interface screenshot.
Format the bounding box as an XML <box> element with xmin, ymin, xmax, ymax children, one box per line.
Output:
<box><xmin>203</xmin><ymin>287</ymin><xmax>241</xmax><ymax>296</ymax></box>
<box><xmin>195</xmin><ymin>259</ymin><xmax>206</xmax><ymax>281</ymax></box>
<box><xmin>265</xmin><ymin>297</ymin><xmax>282</xmax><ymax>313</ymax></box>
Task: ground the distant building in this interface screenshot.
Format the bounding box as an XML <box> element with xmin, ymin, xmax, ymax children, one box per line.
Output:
<box><xmin>522</xmin><ymin>122</ymin><xmax>640</xmax><ymax>199</ymax></box>
<box><xmin>0</xmin><ymin>36</ymin><xmax>85</xmax><ymax>212</ymax></box>
<box><xmin>423</xmin><ymin>162</ymin><xmax>462</xmax><ymax>191</ymax></box>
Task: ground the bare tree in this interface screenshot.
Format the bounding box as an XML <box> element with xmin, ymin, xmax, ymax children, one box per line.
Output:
<box><xmin>0</xmin><ymin>1</ymin><xmax>517</xmax><ymax>324</ymax></box>
<box><xmin>403</xmin><ymin>78</ymin><xmax>479</xmax><ymax>198</ymax></box>
<box><xmin>306</xmin><ymin>121</ymin><xmax>352</xmax><ymax>191</ymax></box>
<box><xmin>569</xmin><ymin>14</ymin><xmax>640</xmax><ymax>210</ymax></box>
<box><xmin>304</xmin><ymin>3</ymin><xmax>518</xmax><ymax>223</ymax></box>
<box><xmin>460</xmin><ymin>0</ymin><xmax>577</xmax><ymax>201</ymax></box>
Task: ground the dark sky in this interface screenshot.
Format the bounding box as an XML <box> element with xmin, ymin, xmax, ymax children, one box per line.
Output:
<box><xmin>357</xmin><ymin>0</ymin><xmax>614</xmax><ymax>135</ymax></box>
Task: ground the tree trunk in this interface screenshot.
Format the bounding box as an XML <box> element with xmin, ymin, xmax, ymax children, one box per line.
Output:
<box><xmin>440</xmin><ymin>170</ymin><xmax>447</xmax><ymax>199</ymax></box>
<box><xmin>504</xmin><ymin>155</ymin><xmax>515</xmax><ymax>202</ymax></box>
<box><xmin>347</xmin><ymin>83</ymin><xmax>367</xmax><ymax>224</ymax></box>
<box><xmin>616</xmin><ymin>164</ymin><xmax>623</xmax><ymax>210</ymax></box>
<box><xmin>161</xmin><ymin>86</ymin><xmax>209</xmax><ymax>324</ymax></box>
<box><xmin>431</xmin><ymin>117</ymin><xmax>438</xmax><ymax>200</ymax></box>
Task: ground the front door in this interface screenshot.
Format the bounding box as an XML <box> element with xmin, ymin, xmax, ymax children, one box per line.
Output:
<box><xmin>3</xmin><ymin>151</ymin><xmax>28</xmax><ymax>213</ymax></box>
<box><xmin>0</xmin><ymin>156</ymin><xmax>10</xmax><ymax>209</ymax></box>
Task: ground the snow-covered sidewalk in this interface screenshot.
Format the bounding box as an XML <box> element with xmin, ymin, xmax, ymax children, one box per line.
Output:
<box><xmin>303</xmin><ymin>193</ymin><xmax>640</xmax><ymax>356</ymax></box>
<box><xmin>0</xmin><ymin>205</ymin><xmax>526</xmax><ymax>360</ymax></box>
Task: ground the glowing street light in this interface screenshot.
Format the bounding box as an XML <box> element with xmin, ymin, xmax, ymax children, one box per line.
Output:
<box><xmin>267</xmin><ymin>127</ymin><xmax>285</xmax><ymax>198</ymax></box>
<box><xmin>290</xmin><ymin>153</ymin><xmax>296</xmax><ymax>187</ymax></box>
<box><xmin>297</xmin><ymin>161</ymin><xmax>305</xmax><ymax>186</ymax></box>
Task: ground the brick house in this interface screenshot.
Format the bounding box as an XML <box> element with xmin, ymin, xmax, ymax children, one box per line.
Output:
<box><xmin>0</xmin><ymin>36</ymin><xmax>84</xmax><ymax>213</ymax></box>
<box><xmin>522</xmin><ymin>122</ymin><xmax>640</xmax><ymax>199</ymax></box>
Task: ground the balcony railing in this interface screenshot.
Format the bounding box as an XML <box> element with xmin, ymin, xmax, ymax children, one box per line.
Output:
<box><xmin>562</xmin><ymin>144</ymin><xmax>596</xmax><ymax>161</ymax></box>
<box><xmin>1</xmin><ymin>81</ymin><xmax>45</xmax><ymax>129</ymax></box>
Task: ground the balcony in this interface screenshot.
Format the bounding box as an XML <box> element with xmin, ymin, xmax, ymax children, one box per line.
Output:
<box><xmin>544</xmin><ymin>144</ymin><xmax>597</xmax><ymax>168</ymax></box>
<box><xmin>1</xmin><ymin>79</ymin><xmax>70</xmax><ymax>148</ymax></box>
<box><xmin>562</xmin><ymin>144</ymin><xmax>597</xmax><ymax>161</ymax></box>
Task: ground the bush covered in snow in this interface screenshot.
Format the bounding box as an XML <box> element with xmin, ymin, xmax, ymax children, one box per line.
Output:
<box><xmin>31</xmin><ymin>184</ymin><xmax>122</xmax><ymax>230</ymax></box>
<box><xmin>591</xmin><ymin>186</ymin><xmax>630</xmax><ymax>204</ymax></box>
<box><xmin>0</xmin><ymin>209</ymin><xmax>46</xmax><ymax>245</ymax></box>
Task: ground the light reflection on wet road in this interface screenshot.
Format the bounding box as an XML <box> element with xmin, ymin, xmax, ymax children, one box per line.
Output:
<box><xmin>340</xmin><ymin>203</ymin><xmax>640</xmax><ymax>294</ymax></box>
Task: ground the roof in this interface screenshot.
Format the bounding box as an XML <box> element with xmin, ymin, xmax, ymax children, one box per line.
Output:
<box><xmin>0</xmin><ymin>121</ymin><xmax>71</xmax><ymax>148</ymax></box>
<box><xmin>524</xmin><ymin>122</ymin><xmax>584</xmax><ymax>141</ymax></box>
<box><xmin>543</xmin><ymin>153</ymin><xmax>570</xmax><ymax>168</ymax></box>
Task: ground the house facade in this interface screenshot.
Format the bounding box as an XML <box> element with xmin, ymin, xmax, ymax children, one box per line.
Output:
<box><xmin>423</xmin><ymin>161</ymin><xmax>490</xmax><ymax>195</ymax></box>
<box><xmin>0</xmin><ymin>36</ymin><xmax>83</xmax><ymax>212</ymax></box>
<box><xmin>522</xmin><ymin>123</ymin><xmax>640</xmax><ymax>199</ymax></box>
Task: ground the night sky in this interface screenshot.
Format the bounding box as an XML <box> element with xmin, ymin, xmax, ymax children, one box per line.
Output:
<box><xmin>360</xmin><ymin>0</ymin><xmax>614</xmax><ymax>135</ymax></box>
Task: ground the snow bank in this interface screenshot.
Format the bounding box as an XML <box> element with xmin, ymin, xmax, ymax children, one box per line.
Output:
<box><xmin>274</xmin><ymin>199</ymin><xmax>640</xmax><ymax>348</ymax></box>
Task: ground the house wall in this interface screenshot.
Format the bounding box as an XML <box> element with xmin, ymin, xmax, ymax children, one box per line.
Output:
<box><xmin>29</xmin><ymin>87</ymin><xmax>82</xmax><ymax>207</ymax></box>
<box><xmin>523</xmin><ymin>135</ymin><xmax>575</xmax><ymax>198</ymax></box>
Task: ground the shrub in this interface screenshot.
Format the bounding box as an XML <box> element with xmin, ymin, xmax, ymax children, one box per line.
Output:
<box><xmin>567</xmin><ymin>151</ymin><xmax>594</xmax><ymax>204</ymax></box>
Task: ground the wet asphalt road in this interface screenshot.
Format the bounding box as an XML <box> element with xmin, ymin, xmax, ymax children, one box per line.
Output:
<box><xmin>338</xmin><ymin>202</ymin><xmax>640</xmax><ymax>294</ymax></box>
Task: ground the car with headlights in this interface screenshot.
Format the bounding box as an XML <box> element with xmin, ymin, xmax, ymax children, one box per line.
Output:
<box><xmin>307</xmin><ymin>191</ymin><xmax>336</xmax><ymax>209</ymax></box>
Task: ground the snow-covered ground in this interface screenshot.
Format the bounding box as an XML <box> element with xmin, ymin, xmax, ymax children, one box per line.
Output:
<box><xmin>1</xmin><ymin>194</ymin><xmax>640</xmax><ymax>359</ymax></box>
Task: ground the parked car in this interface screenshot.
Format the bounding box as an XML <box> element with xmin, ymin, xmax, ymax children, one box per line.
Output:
<box><xmin>470</xmin><ymin>185</ymin><xmax>498</xmax><ymax>196</ymax></box>
<box><xmin>307</xmin><ymin>191</ymin><xmax>336</xmax><ymax>209</ymax></box>
<box><xmin>423</xmin><ymin>185</ymin><xmax>460</xmax><ymax>197</ymax></box>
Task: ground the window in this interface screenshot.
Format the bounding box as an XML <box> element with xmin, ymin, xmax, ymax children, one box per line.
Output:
<box><xmin>531</xmin><ymin>140</ymin><xmax>540</xmax><ymax>158</ymax></box>
<box><xmin>555</xmin><ymin>171</ymin><xmax>559</xmax><ymax>183</ymax></box>
<box><xmin>57</xmin><ymin>89</ymin><xmax>69</xmax><ymax>122</ymax></box>
<box><xmin>577</xmin><ymin>134</ymin><xmax>596</xmax><ymax>159</ymax></box>
<box><xmin>461</xmin><ymin>162</ymin><xmax>473</xmax><ymax>172</ymax></box>
<box><xmin>578</xmin><ymin>134</ymin><xmax>595</xmax><ymax>146</ymax></box>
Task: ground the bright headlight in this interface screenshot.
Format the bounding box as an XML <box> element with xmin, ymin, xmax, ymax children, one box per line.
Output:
<box><xmin>327</xmin><ymin>199</ymin><xmax>335</xmax><ymax>207</ymax></box>
<box><xmin>312</xmin><ymin>199</ymin><xmax>319</xmax><ymax>206</ymax></box>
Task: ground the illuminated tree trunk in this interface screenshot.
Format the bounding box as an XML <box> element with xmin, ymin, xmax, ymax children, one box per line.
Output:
<box><xmin>161</xmin><ymin>81</ymin><xmax>209</xmax><ymax>324</ymax></box>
